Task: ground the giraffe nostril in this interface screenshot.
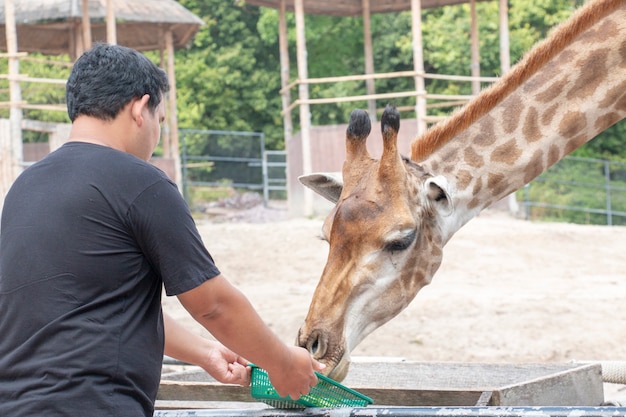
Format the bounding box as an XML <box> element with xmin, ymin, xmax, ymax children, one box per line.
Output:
<box><xmin>310</xmin><ymin>339</ymin><xmax>319</xmax><ymax>355</ymax></box>
<box><xmin>306</xmin><ymin>331</ymin><xmax>326</xmax><ymax>359</ymax></box>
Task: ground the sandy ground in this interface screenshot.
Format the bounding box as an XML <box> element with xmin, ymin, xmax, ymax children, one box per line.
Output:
<box><xmin>162</xmin><ymin>203</ymin><xmax>626</xmax><ymax>403</ymax></box>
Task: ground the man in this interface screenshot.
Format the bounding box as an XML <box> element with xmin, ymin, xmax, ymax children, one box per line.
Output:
<box><xmin>0</xmin><ymin>43</ymin><xmax>322</xmax><ymax>416</ymax></box>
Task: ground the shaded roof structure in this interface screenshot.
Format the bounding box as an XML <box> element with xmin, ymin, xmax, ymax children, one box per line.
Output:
<box><xmin>0</xmin><ymin>0</ymin><xmax>203</xmax><ymax>57</ymax></box>
<box><xmin>0</xmin><ymin>0</ymin><xmax>204</xmax><ymax>192</ymax></box>
<box><xmin>245</xmin><ymin>0</ymin><xmax>489</xmax><ymax>16</ymax></box>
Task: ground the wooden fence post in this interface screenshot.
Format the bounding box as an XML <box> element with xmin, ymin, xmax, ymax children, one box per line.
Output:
<box><xmin>0</xmin><ymin>118</ymin><xmax>20</xmax><ymax>214</ymax></box>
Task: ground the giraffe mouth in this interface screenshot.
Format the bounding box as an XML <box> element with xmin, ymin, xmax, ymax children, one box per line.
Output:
<box><xmin>326</xmin><ymin>355</ymin><xmax>351</xmax><ymax>382</ymax></box>
<box><xmin>297</xmin><ymin>327</ymin><xmax>350</xmax><ymax>381</ymax></box>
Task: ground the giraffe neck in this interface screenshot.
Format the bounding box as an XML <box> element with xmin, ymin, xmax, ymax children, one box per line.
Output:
<box><xmin>415</xmin><ymin>0</ymin><xmax>626</xmax><ymax>239</ymax></box>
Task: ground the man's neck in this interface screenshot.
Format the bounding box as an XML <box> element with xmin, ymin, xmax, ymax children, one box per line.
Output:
<box><xmin>68</xmin><ymin>115</ymin><xmax>125</xmax><ymax>151</ymax></box>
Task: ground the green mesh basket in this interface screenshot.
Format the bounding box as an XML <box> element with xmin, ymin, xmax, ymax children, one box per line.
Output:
<box><xmin>249</xmin><ymin>364</ymin><xmax>373</xmax><ymax>409</ymax></box>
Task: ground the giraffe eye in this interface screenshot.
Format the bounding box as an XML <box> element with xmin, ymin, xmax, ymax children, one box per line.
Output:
<box><xmin>384</xmin><ymin>229</ymin><xmax>417</xmax><ymax>252</ymax></box>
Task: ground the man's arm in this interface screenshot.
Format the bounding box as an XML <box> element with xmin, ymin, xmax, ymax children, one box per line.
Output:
<box><xmin>163</xmin><ymin>311</ymin><xmax>250</xmax><ymax>386</ymax></box>
<box><xmin>177</xmin><ymin>274</ymin><xmax>324</xmax><ymax>399</ymax></box>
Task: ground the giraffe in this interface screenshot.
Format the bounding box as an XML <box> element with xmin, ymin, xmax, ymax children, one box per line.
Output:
<box><xmin>296</xmin><ymin>0</ymin><xmax>626</xmax><ymax>382</ymax></box>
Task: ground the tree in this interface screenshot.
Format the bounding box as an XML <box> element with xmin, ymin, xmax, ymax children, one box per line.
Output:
<box><xmin>176</xmin><ymin>0</ymin><xmax>284</xmax><ymax>149</ymax></box>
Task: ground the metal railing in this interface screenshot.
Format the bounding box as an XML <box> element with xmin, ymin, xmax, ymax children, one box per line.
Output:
<box><xmin>262</xmin><ymin>150</ymin><xmax>287</xmax><ymax>204</ymax></box>
<box><xmin>180</xmin><ymin>129</ymin><xmax>286</xmax><ymax>206</ymax></box>
<box><xmin>521</xmin><ymin>156</ymin><xmax>626</xmax><ymax>226</ymax></box>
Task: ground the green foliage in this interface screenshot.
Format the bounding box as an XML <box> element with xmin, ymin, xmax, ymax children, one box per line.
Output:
<box><xmin>0</xmin><ymin>54</ymin><xmax>71</xmax><ymax>142</ymax></box>
<box><xmin>176</xmin><ymin>0</ymin><xmax>285</xmax><ymax>149</ymax></box>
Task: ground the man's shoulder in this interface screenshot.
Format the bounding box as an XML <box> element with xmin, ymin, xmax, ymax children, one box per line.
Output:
<box><xmin>55</xmin><ymin>142</ymin><xmax>168</xmax><ymax>180</ymax></box>
<box><xmin>23</xmin><ymin>142</ymin><xmax>175</xmax><ymax>201</ymax></box>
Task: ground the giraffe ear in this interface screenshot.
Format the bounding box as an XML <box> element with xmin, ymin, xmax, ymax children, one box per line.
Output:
<box><xmin>424</xmin><ymin>175</ymin><xmax>453</xmax><ymax>217</ymax></box>
<box><xmin>299</xmin><ymin>172</ymin><xmax>344</xmax><ymax>203</ymax></box>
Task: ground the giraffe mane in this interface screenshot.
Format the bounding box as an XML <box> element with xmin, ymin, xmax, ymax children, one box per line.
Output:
<box><xmin>410</xmin><ymin>0</ymin><xmax>622</xmax><ymax>162</ymax></box>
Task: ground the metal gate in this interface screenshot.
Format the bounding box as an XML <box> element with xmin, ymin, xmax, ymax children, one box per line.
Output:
<box><xmin>180</xmin><ymin>129</ymin><xmax>286</xmax><ymax>205</ymax></box>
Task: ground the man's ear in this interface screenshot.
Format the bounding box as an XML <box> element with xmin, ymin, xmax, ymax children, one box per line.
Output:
<box><xmin>299</xmin><ymin>172</ymin><xmax>343</xmax><ymax>203</ymax></box>
<box><xmin>130</xmin><ymin>94</ymin><xmax>151</xmax><ymax>126</ymax></box>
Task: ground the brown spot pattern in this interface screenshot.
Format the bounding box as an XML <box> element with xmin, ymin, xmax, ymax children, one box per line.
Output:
<box><xmin>430</xmin><ymin>245</ymin><xmax>442</xmax><ymax>257</ymax></box>
<box><xmin>580</xmin><ymin>17</ymin><xmax>617</xmax><ymax>44</ymax></box>
<box><xmin>595</xmin><ymin>112</ymin><xmax>622</xmax><ymax>132</ymax></box>
<box><xmin>599</xmin><ymin>80</ymin><xmax>626</xmax><ymax>109</ymax></box>
<box><xmin>491</xmin><ymin>139</ymin><xmax>523</xmax><ymax>165</ymax></box>
<box><xmin>541</xmin><ymin>103</ymin><xmax>559</xmax><ymax>126</ymax></box>
<box><xmin>501</xmin><ymin>95</ymin><xmax>523</xmax><ymax>134</ymax></box>
<box><xmin>547</xmin><ymin>144</ymin><xmax>562</xmax><ymax>168</ymax></box>
<box><xmin>616</xmin><ymin>90</ymin><xmax>626</xmax><ymax>112</ymax></box>
<box><xmin>487</xmin><ymin>173</ymin><xmax>510</xmax><ymax>198</ymax></box>
<box><xmin>464</xmin><ymin>147</ymin><xmax>484</xmax><ymax>168</ymax></box>
<box><xmin>523</xmin><ymin>49</ymin><xmax>573</xmax><ymax>94</ymax></box>
<box><xmin>536</xmin><ymin>77</ymin><xmax>569</xmax><ymax>103</ymax></box>
<box><xmin>523</xmin><ymin>149</ymin><xmax>545</xmax><ymax>185</ymax></box>
<box><xmin>473</xmin><ymin>116</ymin><xmax>497</xmax><ymax>146</ymax></box>
<box><xmin>467</xmin><ymin>196</ymin><xmax>481</xmax><ymax>210</ymax></box>
<box><xmin>472</xmin><ymin>177</ymin><xmax>483</xmax><ymax>196</ymax></box>
<box><xmin>567</xmin><ymin>49</ymin><xmax>609</xmax><ymax>100</ymax></box>
<box><xmin>456</xmin><ymin>170</ymin><xmax>473</xmax><ymax>191</ymax></box>
<box><xmin>441</xmin><ymin>148</ymin><xmax>459</xmax><ymax>164</ymax></box>
<box><xmin>443</xmin><ymin>164</ymin><xmax>456</xmax><ymax>174</ymax></box>
<box><xmin>523</xmin><ymin>107</ymin><xmax>543</xmax><ymax>142</ymax></box>
<box><xmin>564</xmin><ymin>133</ymin><xmax>590</xmax><ymax>156</ymax></box>
<box><xmin>486</xmin><ymin>172</ymin><xmax>505</xmax><ymax>191</ymax></box>
<box><xmin>558</xmin><ymin>111</ymin><xmax>587</xmax><ymax>140</ymax></box>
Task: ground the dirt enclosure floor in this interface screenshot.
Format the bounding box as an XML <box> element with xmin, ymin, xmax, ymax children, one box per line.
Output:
<box><xmin>162</xmin><ymin>203</ymin><xmax>626</xmax><ymax>402</ymax></box>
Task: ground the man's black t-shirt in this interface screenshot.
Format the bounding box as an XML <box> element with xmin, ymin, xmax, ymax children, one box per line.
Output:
<box><xmin>0</xmin><ymin>142</ymin><xmax>221</xmax><ymax>416</ymax></box>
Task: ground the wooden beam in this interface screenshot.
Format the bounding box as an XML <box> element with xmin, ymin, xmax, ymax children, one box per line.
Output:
<box><xmin>278</xmin><ymin>0</ymin><xmax>292</xmax><ymax>140</ymax></box>
<box><xmin>287</xmin><ymin>91</ymin><xmax>473</xmax><ymax>108</ymax></box>
<box><xmin>82</xmin><ymin>0</ymin><xmax>92</xmax><ymax>50</ymax></box>
<box><xmin>362</xmin><ymin>0</ymin><xmax>376</xmax><ymax>120</ymax></box>
<box><xmin>294</xmin><ymin>0</ymin><xmax>313</xmax><ymax>216</ymax></box>
<box><xmin>106</xmin><ymin>0</ymin><xmax>117</xmax><ymax>44</ymax></box>
<box><xmin>158</xmin><ymin>380</ymin><xmax>252</xmax><ymax>403</ymax></box>
<box><xmin>0</xmin><ymin>52</ymin><xmax>27</xmax><ymax>58</ymax></box>
<box><xmin>281</xmin><ymin>71</ymin><xmax>498</xmax><ymax>90</ymax></box>
<box><xmin>4</xmin><ymin>0</ymin><xmax>23</xmax><ymax>183</ymax></box>
<box><xmin>499</xmin><ymin>0</ymin><xmax>510</xmax><ymax>73</ymax></box>
<box><xmin>470</xmin><ymin>0</ymin><xmax>480</xmax><ymax>95</ymax></box>
<box><xmin>411</xmin><ymin>0</ymin><xmax>426</xmax><ymax>135</ymax></box>
<box><xmin>165</xmin><ymin>30</ymin><xmax>182</xmax><ymax>190</ymax></box>
<box><xmin>0</xmin><ymin>74</ymin><xmax>66</xmax><ymax>85</ymax></box>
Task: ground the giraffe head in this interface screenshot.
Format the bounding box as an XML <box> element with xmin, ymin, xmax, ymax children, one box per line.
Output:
<box><xmin>296</xmin><ymin>105</ymin><xmax>452</xmax><ymax>381</ymax></box>
<box><xmin>296</xmin><ymin>0</ymin><xmax>626</xmax><ymax>382</ymax></box>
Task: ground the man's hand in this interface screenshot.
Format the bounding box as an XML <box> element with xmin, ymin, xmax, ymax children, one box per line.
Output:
<box><xmin>267</xmin><ymin>346</ymin><xmax>326</xmax><ymax>400</ymax></box>
<box><xmin>199</xmin><ymin>341</ymin><xmax>251</xmax><ymax>386</ymax></box>
<box><xmin>163</xmin><ymin>311</ymin><xmax>251</xmax><ymax>386</ymax></box>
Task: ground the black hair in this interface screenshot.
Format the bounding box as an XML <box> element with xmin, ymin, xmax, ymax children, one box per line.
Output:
<box><xmin>66</xmin><ymin>43</ymin><xmax>170</xmax><ymax>122</ymax></box>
